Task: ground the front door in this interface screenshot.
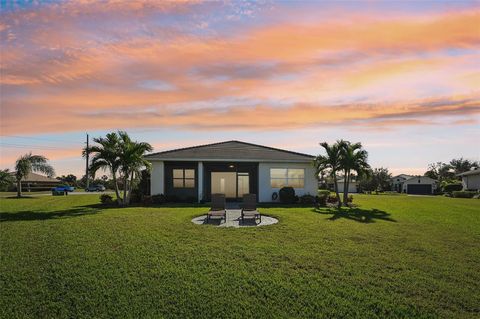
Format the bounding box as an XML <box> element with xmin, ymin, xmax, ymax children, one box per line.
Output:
<box><xmin>211</xmin><ymin>172</ymin><xmax>250</xmax><ymax>200</ymax></box>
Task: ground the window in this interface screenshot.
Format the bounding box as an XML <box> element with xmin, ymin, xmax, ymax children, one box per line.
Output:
<box><xmin>173</xmin><ymin>169</ymin><xmax>195</xmax><ymax>188</ymax></box>
<box><xmin>270</xmin><ymin>168</ymin><xmax>305</xmax><ymax>188</ymax></box>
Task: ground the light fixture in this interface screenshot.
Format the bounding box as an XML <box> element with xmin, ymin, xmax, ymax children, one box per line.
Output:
<box><xmin>229</xmin><ymin>164</ymin><xmax>235</xmax><ymax>168</ymax></box>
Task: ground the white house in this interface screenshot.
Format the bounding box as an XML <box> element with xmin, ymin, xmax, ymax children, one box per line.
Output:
<box><xmin>336</xmin><ymin>179</ymin><xmax>358</xmax><ymax>193</ymax></box>
<box><xmin>402</xmin><ymin>176</ymin><xmax>437</xmax><ymax>194</ymax></box>
<box><xmin>390</xmin><ymin>174</ymin><xmax>414</xmax><ymax>193</ymax></box>
<box><xmin>457</xmin><ymin>169</ymin><xmax>480</xmax><ymax>190</ymax></box>
<box><xmin>145</xmin><ymin>141</ymin><xmax>317</xmax><ymax>202</ymax></box>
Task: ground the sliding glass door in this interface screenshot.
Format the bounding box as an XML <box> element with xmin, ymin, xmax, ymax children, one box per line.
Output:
<box><xmin>211</xmin><ymin>172</ymin><xmax>250</xmax><ymax>199</ymax></box>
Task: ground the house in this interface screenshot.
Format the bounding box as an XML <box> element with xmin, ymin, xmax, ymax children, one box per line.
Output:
<box><xmin>337</xmin><ymin>179</ymin><xmax>359</xmax><ymax>193</ymax></box>
<box><xmin>390</xmin><ymin>174</ymin><xmax>414</xmax><ymax>193</ymax></box>
<box><xmin>402</xmin><ymin>176</ymin><xmax>437</xmax><ymax>194</ymax></box>
<box><xmin>327</xmin><ymin>178</ymin><xmax>358</xmax><ymax>193</ymax></box>
<box><xmin>145</xmin><ymin>140</ymin><xmax>317</xmax><ymax>202</ymax></box>
<box><xmin>10</xmin><ymin>172</ymin><xmax>60</xmax><ymax>192</ymax></box>
<box><xmin>457</xmin><ymin>168</ymin><xmax>480</xmax><ymax>190</ymax></box>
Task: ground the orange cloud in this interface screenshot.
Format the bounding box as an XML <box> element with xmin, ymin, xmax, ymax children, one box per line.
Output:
<box><xmin>1</xmin><ymin>2</ymin><xmax>479</xmax><ymax>137</ymax></box>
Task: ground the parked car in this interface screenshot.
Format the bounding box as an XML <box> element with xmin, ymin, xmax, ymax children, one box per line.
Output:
<box><xmin>52</xmin><ymin>185</ymin><xmax>75</xmax><ymax>192</ymax></box>
<box><xmin>86</xmin><ymin>184</ymin><xmax>106</xmax><ymax>192</ymax></box>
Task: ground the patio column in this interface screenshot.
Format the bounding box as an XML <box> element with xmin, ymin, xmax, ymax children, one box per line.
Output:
<box><xmin>198</xmin><ymin>161</ymin><xmax>204</xmax><ymax>203</ymax></box>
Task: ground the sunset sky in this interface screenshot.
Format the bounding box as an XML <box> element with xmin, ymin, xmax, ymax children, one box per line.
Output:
<box><xmin>1</xmin><ymin>0</ymin><xmax>479</xmax><ymax>177</ymax></box>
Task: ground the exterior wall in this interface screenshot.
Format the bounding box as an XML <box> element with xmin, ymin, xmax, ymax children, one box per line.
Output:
<box><xmin>462</xmin><ymin>174</ymin><xmax>480</xmax><ymax>190</ymax></box>
<box><xmin>151</xmin><ymin>161</ymin><xmax>164</xmax><ymax>195</ymax></box>
<box><xmin>337</xmin><ymin>182</ymin><xmax>358</xmax><ymax>193</ymax></box>
<box><xmin>402</xmin><ymin>176</ymin><xmax>437</xmax><ymax>193</ymax></box>
<box><xmin>164</xmin><ymin>161</ymin><xmax>198</xmax><ymax>201</ymax></box>
<box><xmin>258</xmin><ymin>162</ymin><xmax>317</xmax><ymax>202</ymax></box>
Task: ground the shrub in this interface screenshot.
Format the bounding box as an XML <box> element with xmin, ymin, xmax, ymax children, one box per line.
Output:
<box><xmin>141</xmin><ymin>195</ymin><xmax>152</xmax><ymax>206</ymax></box>
<box><xmin>327</xmin><ymin>194</ymin><xmax>339</xmax><ymax>204</ymax></box>
<box><xmin>299</xmin><ymin>194</ymin><xmax>316</xmax><ymax>205</ymax></box>
<box><xmin>443</xmin><ymin>183</ymin><xmax>463</xmax><ymax>193</ymax></box>
<box><xmin>452</xmin><ymin>191</ymin><xmax>477</xmax><ymax>198</ymax></box>
<box><xmin>347</xmin><ymin>195</ymin><xmax>353</xmax><ymax>203</ymax></box>
<box><xmin>100</xmin><ymin>194</ymin><xmax>114</xmax><ymax>205</ymax></box>
<box><xmin>318</xmin><ymin>189</ymin><xmax>330</xmax><ymax>196</ymax></box>
<box><xmin>152</xmin><ymin>194</ymin><xmax>166</xmax><ymax>204</ymax></box>
<box><xmin>279</xmin><ymin>187</ymin><xmax>296</xmax><ymax>204</ymax></box>
<box><xmin>129</xmin><ymin>188</ymin><xmax>143</xmax><ymax>204</ymax></box>
<box><xmin>317</xmin><ymin>189</ymin><xmax>330</xmax><ymax>207</ymax></box>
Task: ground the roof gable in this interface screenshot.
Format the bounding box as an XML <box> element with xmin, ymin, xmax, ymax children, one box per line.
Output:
<box><xmin>457</xmin><ymin>168</ymin><xmax>480</xmax><ymax>177</ymax></box>
<box><xmin>145</xmin><ymin>140</ymin><xmax>314</xmax><ymax>162</ymax></box>
<box><xmin>10</xmin><ymin>172</ymin><xmax>59</xmax><ymax>183</ymax></box>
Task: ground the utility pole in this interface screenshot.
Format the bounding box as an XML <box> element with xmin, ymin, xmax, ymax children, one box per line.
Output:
<box><xmin>86</xmin><ymin>133</ymin><xmax>90</xmax><ymax>189</ymax></box>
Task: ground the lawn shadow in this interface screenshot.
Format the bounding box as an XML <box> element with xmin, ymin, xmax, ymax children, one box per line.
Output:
<box><xmin>0</xmin><ymin>204</ymin><xmax>105</xmax><ymax>222</ymax></box>
<box><xmin>313</xmin><ymin>207</ymin><xmax>396</xmax><ymax>223</ymax></box>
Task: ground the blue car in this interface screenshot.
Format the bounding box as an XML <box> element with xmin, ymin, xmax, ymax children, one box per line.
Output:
<box><xmin>52</xmin><ymin>185</ymin><xmax>75</xmax><ymax>192</ymax></box>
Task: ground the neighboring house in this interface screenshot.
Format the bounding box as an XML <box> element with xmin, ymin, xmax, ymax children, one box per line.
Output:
<box><xmin>457</xmin><ymin>168</ymin><xmax>480</xmax><ymax>190</ymax></box>
<box><xmin>10</xmin><ymin>172</ymin><xmax>60</xmax><ymax>192</ymax></box>
<box><xmin>145</xmin><ymin>140</ymin><xmax>317</xmax><ymax>202</ymax></box>
<box><xmin>402</xmin><ymin>176</ymin><xmax>437</xmax><ymax>195</ymax></box>
<box><xmin>328</xmin><ymin>178</ymin><xmax>358</xmax><ymax>193</ymax></box>
<box><xmin>390</xmin><ymin>174</ymin><xmax>414</xmax><ymax>193</ymax></box>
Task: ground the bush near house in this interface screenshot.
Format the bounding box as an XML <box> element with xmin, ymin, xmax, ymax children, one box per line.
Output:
<box><xmin>452</xmin><ymin>191</ymin><xmax>477</xmax><ymax>198</ymax></box>
<box><xmin>317</xmin><ymin>189</ymin><xmax>331</xmax><ymax>207</ymax></box>
<box><xmin>152</xmin><ymin>194</ymin><xmax>167</xmax><ymax>204</ymax></box>
<box><xmin>279</xmin><ymin>187</ymin><xmax>296</xmax><ymax>204</ymax></box>
<box><xmin>298</xmin><ymin>194</ymin><xmax>316</xmax><ymax>205</ymax></box>
<box><xmin>442</xmin><ymin>183</ymin><xmax>463</xmax><ymax>193</ymax></box>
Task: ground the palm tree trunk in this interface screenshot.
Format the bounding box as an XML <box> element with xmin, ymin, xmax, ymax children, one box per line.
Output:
<box><xmin>122</xmin><ymin>176</ymin><xmax>128</xmax><ymax>206</ymax></box>
<box><xmin>126</xmin><ymin>172</ymin><xmax>135</xmax><ymax>205</ymax></box>
<box><xmin>343</xmin><ymin>171</ymin><xmax>350</xmax><ymax>206</ymax></box>
<box><xmin>333</xmin><ymin>173</ymin><xmax>342</xmax><ymax>208</ymax></box>
<box><xmin>111</xmin><ymin>171</ymin><xmax>122</xmax><ymax>203</ymax></box>
<box><xmin>16</xmin><ymin>179</ymin><xmax>22</xmax><ymax>197</ymax></box>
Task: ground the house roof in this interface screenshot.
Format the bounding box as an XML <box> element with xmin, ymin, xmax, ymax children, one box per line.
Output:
<box><xmin>404</xmin><ymin>175</ymin><xmax>437</xmax><ymax>183</ymax></box>
<box><xmin>10</xmin><ymin>172</ymin><xmax>59</xmax><ymax>183</ymax></box>
<box><xmin>457</xmin><ymin>168</ymin><xmax>480</xmax><ymax>177</ymax></box>
<box><xmin>145</xmin><ymin>140</ymin><xmax>315</xmax><ymax>162</ymax></box>
<box><xmin>391</xmin><ymin>174</ymin><xmax>414</xmax><ymax>180</ymax></box>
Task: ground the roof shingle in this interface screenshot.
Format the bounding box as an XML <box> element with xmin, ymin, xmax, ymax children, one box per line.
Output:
<box><xmin>145</xmin><ymin>140</ymin><xmax>314</xmax><ymax>162</ymax></box>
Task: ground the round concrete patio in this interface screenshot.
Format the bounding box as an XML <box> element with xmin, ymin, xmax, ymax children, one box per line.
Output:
<box><xmin>191</xmin><ymin>209</ymin><xmax>278</xmax><ymax>228</ymax></box>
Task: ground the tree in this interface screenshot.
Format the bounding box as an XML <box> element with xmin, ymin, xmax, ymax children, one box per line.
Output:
<box><xmin>86</xmin><ymin>131</ymin><xmax>152</xmax><ymax>206</ymax></box>
<box><xmin>424</xmin><ymin>162</ymin><xmax>455</xmax><ymax>182</ymax></box>
<box><xmin>117</xmin><ymin>131</ymin><xmax>152</xmax><ymax>205</ymax></box>
<box><xmin>315</xmin><ymin>142</ymin><xmax>343</xmax><ymax>207</ymax></box>
<box><xmin>358</xmin><ymin>167</ymin><xmax>391</xmax><ymax>192</ymax></box>
<box><xmin>449</xmin><ymin>158</ymin><xmax>479</xmax><ymax>175</ymax></box>
<box><xmin>339</xmin><ymin>141</ymin><xmax>370</xmax><ymax>205</ymax></box>
<box><xmin>86</xmin><ymin>132</ymin><xmax>123</xmax><ymax>202</ymax></box>
<box><xmin>14</xmin><ymin>153</ymin><xmax>55</xmax><ymax>197</ymax></box>
<box><xmin>0</xmin><ymin>169</ymin><xmax>14</xmax><ymax>191</ymax></box>
<box><xmin>56</xmin><ymin>174</ymin><xmax>77</xmax><ymax>186</ymax></box>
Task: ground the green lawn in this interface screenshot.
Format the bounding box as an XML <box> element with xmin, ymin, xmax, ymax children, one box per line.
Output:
<box><xmin>0</xmin><ymin>195</ymin><xmax>479</xmax><ymax>318</ymax></box>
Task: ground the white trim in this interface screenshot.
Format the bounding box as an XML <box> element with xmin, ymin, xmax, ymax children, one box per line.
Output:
<box><xmin>198</xmin><ymin>162</ymin><xmax>204</xmax><ymax>203</ymax></box>
<box><xmin>146</xmin><ymin>158</ymin><xmax>313</xmax><ymax>163</ymax></box>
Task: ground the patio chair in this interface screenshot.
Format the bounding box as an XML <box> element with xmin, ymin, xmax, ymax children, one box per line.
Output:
<box><xmin>241</xmin><ymin>194</ymin><xmax>261</xmax><ymax>223</ymax></box>
<box><xmin>207</xmin><ymin>194</ymin><xmax>227</xmax><ymax>223</ymax></box>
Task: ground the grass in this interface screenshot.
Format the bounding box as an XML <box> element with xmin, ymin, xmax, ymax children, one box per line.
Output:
<box><xmin>0</xmin><ymin>195</ymin><xmax>479</xmax><ymax>318</ymax></box>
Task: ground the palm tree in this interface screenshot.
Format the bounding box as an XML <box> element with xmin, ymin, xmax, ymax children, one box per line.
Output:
<box><xmin>339</xmin><ymin>141</ymin><xmax>370</xmax><ymax>206</ymax></box>
<box><xmin>117</xmin><ymin>131</ymin><xmax>152</xmax><ymax>206</ymax></box>
<box><xmin>14</xmin><ymin>153</ymin><xmax>55</xmax><ymax>197</ymax></box>
<box><xmin>87</xmin><ymin>131</ymin><xmax>153</xmax><ymax>206</ymax></box>
<box><xmin>0</xmin><ymin>169</ymin><xmax>14</xmax><ymax>191</ymax></box>
<box><xmin>315</xmin><ymin>142</ymin><xmax>343</xmax><ymax>207</ymax></box>
<box><xmin>86</xmin><ymin>132</ymin><xmax>122</xmax><ymax>202</ymax></box>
